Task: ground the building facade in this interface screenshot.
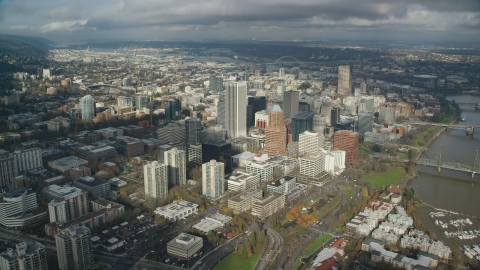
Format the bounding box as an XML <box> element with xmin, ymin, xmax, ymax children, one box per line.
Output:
<box><xmin>251</xmin><ymin>192</ymin><xmax>286</xmax><ymax>219</ymax></box>
<box><xmin>0</xmin><ymin>241</ymin><xmax>48</xmax><ymax>270</ymax></box>
<box><xmin>43</xmin><ymin>185</ymin><xmax>89</xmax><ymax>223</ymax></box>
<box><xmin>0</xmin><ymin>150</ymin><xmax>16</xmax><ymax>187</ymax></box>
<box><xmin>73</xmin><ymin>176</ymin><xmax>111</xmax><ymax>199</ymax></box>
<box><xmin>263</xmin><ymin>105</ymin><xmax>288</xmax><ymax>157</ymax></box>
<box><xmin>338</xmin><ymin>65</ymin><xmax>352</xmax><ymax>96</ymax></box>
<box><xmin>185</xmin><ymin>118</ymin><xmax>202</xmax><ymax>144</ymax></box>
<box><xmin>299</xmin><ymin>154</ymin><xmax>326</xmax><ymax>177</ymax></box>
<box><xmin>202</xmin><ymin>160</ymin><xmax>225</xmax><ymax>200</ymax></box>
<box><xmin>144</xmin><ymin>161</ymin><xmax>168</xmax><ymax>200</ymax></box>
<box><xmin>298</xmin><ymin>131</ymin><xmax>324</xmax><ymax>156</ymax></box>
<box><xmin>291</xmin><ymin>111</ymin><xmax>314</xmax><ymax>142</ymax></box>
<box><xmin>164</xmin><ymin>148</ymin><xmax>186</xmax><ymax>186</ymax></box>
<box><xmin>55</xmin><ymin>226</ymin><xmax>93</xmax><ymax>270</ymax></box>
<box><xmin>79</xmin><ymin>95</ymin><xmax>95</xmax><ymax>120</ymax></box>
<box><xmin>333</xmin><ymin>130</ymin><xmax>360</xmax><ymax>164</ymax></box>
<box><xmin>165</xmin><ymin>98</ymin><xmax>182</xmax><ymax>121</ymax></box>
<box><xmin>225</xmin><ymin>82</ymin><xmax>247</xmax><ymax>139</ymax></box>
<box><xmin>283</xmin><ymin>90</ymin><xmax>299</xmax><ymax>118</ymax></box>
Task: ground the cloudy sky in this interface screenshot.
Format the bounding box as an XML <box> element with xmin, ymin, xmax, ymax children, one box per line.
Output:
<box><xmin>1</xmin><ymin>0</ymin><xmax>480</xmax><ymax>43</ymax></box>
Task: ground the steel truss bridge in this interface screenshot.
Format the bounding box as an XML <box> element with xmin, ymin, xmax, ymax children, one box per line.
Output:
<box><xmin>414</xmin><ymin>147</ymin><xmax>480</xmax><ymax>178</ymax></box>
<box><xmin>368</xmin><ymin>148</ymin><xmax>480</xmax><ymax>178</ymax></box>
<box><xmin>406</xmin><ymin>121</ymin><xmax>480</xmax><ymax>135</ymax></box>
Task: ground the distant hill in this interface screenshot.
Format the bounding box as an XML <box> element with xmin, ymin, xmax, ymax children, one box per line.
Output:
<box><xmin>0</xmin><ymin>34</ymin><xmax>53</xmax><ymax>57</ymax></box>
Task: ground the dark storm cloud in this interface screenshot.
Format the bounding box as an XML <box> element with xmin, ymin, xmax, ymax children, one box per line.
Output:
<box><xmin>1</xmin><ymin>0</ymin><xmax>480</xmax><ymax>42</ymax></box>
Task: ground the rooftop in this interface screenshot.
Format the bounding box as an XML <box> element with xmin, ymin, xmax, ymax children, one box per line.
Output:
<box><xmin>43</xmin><ymin>185</ymin><xmax>85</xmax><ymax>200</ymax></box>
<box><xmin>268</xmin><ymin>176</ymin><xmax>295</xmax><ymax>187</ymax></box>
<box><xmin>252</xmin><ymin>192</ymin><xmax>285</xmax><ymax>206</ymax></box>
<box><xmin>229</xmin><ymin>189</ymin><xmax>262</xmax><ymax>202</ymax></box>
<box><xmin>167</xmin><ymin>233</ymin><xmax>202</xmax><ymax>250</ymax></box>
<box><xmin>292</xmin><ymin>111</ymin><xmax>315</xmax><ymax>120</ymax></box>
<box><xmin>75</xmin><ymin>176</ymin><xmax>109</xmax><ymax>188</ymax></box>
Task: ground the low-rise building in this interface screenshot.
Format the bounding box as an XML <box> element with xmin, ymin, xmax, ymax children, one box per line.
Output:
<box><xmin>154</xmin><ymin>200</ymin><xmax>198</xmax><ymax>221</ymax></box>
<box><xmin>227</xmin><ymin>189</ymin><xmax>262</xmax><ymax>214</ymax></box>
<box><xmin>192</xmin><ymin>213</ymin><xmax>232</xmax><ymax>234</ymax></box>
<box><xmin>116</xmin><ymin>136</ymin><xmax>144</xmax><ymax>157</ymax></box>
<box><xmin>266</xmin><ymin>176</ymin><xmax>296</xmax><ymax>194</ymax></box>
<box><xmin>73</xmin><ymin>176</ymin><xmax>112</xmax><ymax>199</ymax></box>
<box><xmin>167</xmin><ymin>233</ymin><xmax>203</xmax><ymax>259</ymax></box>
<box><xmin>77</xmin><ymin>145</ymin><xmax>117</xmax><ymax>164</ymax></box>
<box><xmin>251</xmin><ymin>192</ymin><xmax>286</xmax><ymax>219</ymax></box>
<box><xmin>0</xmin><ymin>189</ymin><xmax>48</xmax><ymax>228</ymax></box>
<box><xmin>48</xmin><ymin>156</ymin><xmax>88</xmax><ymax>172</ymax></box>
<box><xmin>246</xmin><ymin>161</ymin><xmax>275</xmax><ymax>182</ymax></box>
<box><xmin>226</xmin><ymin>169</ymin><xmax>260</xmax><ymax>192</ymax></box>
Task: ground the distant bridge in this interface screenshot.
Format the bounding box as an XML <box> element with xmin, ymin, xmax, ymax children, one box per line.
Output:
<box><xmin>405</xmin><ymin>121</ymin><xmax>480</xmax><ymax>135</ymax></box>
<box><xmin>368</xmin><ymin>148</ymin><xmax>480</xmax><ymax>178</ymax></box>
<box><xmin>455</xmin><ymin>103</ymin><xmax>480</xmax><ymax>111</ymax></box>
<box><xmin>268</xmin><ymin>56</ymin><xmax>365</xmax><ymax>66</ymax></box>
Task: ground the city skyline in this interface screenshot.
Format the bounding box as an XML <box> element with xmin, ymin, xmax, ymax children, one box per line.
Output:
<box><xmin>0</xmin><ymin>0</ymin><xmax>479</xmax><ymax>43</ymax></box>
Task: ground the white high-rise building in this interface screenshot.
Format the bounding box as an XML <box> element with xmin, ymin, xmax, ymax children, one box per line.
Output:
<box><xmin>117</xmin><ymin>96</ymin><xmax>133</xmax><ymax>107</ymax></box>
<box><xmin>43</xmin><ymin>185</ymin><xmax>89</xmax><ymax>223</ymax></box>
<box><xmin>144</xmin><ymin>161</ymin><xmax>168</xmax><ymax>200</ymax></box>
<box><xmin>42</xmin><ymin>69</ymin><xmax>51</xmax><ymax>79</ymax></box>
<box><xmin>279</xmin><ymin>68</ymin><xmax>285</xmax><ymax>77</ymax></box>
<box><xmin>338</xmin><ymin>66</ymin><xmax>352</xmax><ymax>97</ymax></box>
<box><xmin>225</xmin><ymin>82</ymin><xmax>247</xmax><ymax>139</ymax></box>
<box><xmin>164</xmin><ymin>148</ymin><xmax>186</xmax><ymax>186</ymax></box>
<box><xmin>299</xmin><ymin>154</ymin><xmax>326</xmax><ymax>177</ymax></box>
<box><xmin>202</xmin><ymin>160</ymin><xmax>225</xmax><ymax>200</ymax></box>
<box><xmin>361</xmin><ymin>82</ymin><xmax>367</xmax><ymax>94</ymax></box>
<box><xmin>79</xmin><ymin>95</ymin><xmax>95</xmax><ymax>120</ymax></box>
<box><xmin>14</xmin><ymin>147</ymin><xmax>43</xmax><ymax>175</ymax></box>
<box><xmin>0</xmin><ymin>241</ymin><xmax>48</xmax><ymax>270</ymax></box>
<box><xmin>55</xmin><ymin>226</ymin><xmax>93</xmax><ymax>270</ymax></box>
<box><xmin>332</xmin><ymin>150</ymin><xmax>346</xmax><ymax>170</ymax></box>
<box><xmin>298</xmin><ymin>131</ymin><xmax>325</xmax><ymax>156</ymax></box>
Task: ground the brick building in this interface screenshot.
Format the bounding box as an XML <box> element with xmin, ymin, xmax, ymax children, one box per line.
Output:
<box><xmin>333</xmin><ymin>130</ymin><xmax>360</xmax><ymax>164</ymax></box>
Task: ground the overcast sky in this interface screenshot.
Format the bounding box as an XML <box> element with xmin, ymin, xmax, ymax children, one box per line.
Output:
<box><xmin>1</xmin><ymin>0</ymin><xmax>480</xmax><ymax>44</ymax></box>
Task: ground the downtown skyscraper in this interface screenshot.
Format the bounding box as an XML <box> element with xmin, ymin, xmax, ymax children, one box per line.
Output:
<box><xmin>225</xmin><ymin>82</ymin><xmax>247</xmax><ymax>139</ymax></box>
<box><xmin>143</xmin><ymin>161</ymin><xmax>168</xmax><ymax>200</ymax></box>
<box><xmin>202</xmin><ymin>159</ymin><xmax>225</xmax><ymax>200</ymax></box>
<box><xmin>263</xmin><ymin>105</ymin><xmax>287</xmax><ymax>157</ymax></box>
<box><xmin>338</xmin><ymin>65</ymin><xmax>352</xmax><ymax>96</ymax></box>
<box><xmin>79</xmin><ymin>95</ymin><xmax>95</xmax><ymax>120</ymax></box>
<box><xmin>164</xmin><ymin>147</ymin><xmax>186</xmax><ymax>186</ymax></box>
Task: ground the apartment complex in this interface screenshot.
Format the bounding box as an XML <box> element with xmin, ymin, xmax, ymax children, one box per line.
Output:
<box><xmin>226</xmin><ymin>169</ymin><xmax>260</xmax><ymax>192</ymax></box>
<box><xmin>0</xmin><ymin>189</ymin><xmax>47</xmax><ymax>228</ymax></box>
<box><xmin>55</xmin><ymin>226</ymin><xmax>93</xmax><ymax>270</ymax></box>
<box><xmin>299</xmin><ymin>154</ymin><xmax>326</xmax><ymax>177</ymax></box>
<box><xmin>202</xmin><ymin>160</ymin><xmax>225</xmax><ymax>200</ymax></box>
<box><xmin>43</xmin><ymin>185</ymin><xmax>89</xmax><ymax>223</ymax></box>
<box><xmin>14</xmin><ymin>147</ymin><xmax>43</xmax><ymax>175</ymax></box>
<box><xmin>164</xmin><ymin>147</ymin><xmax>186</xmax><ymax>186</ymax></box>
<box><xmin>227</xmin><ymin>189</ymin><xmax>262</xmax><ymax>213</ymax></box>
<box><xmin>333</xmin><ymin>130</ymin><xmax>360</xmax><ymax>164</ymax></box>
<box><xmin>73</xmin><ymin>176</ymin><xmax>111</xmax><ymax>199</ymax></box>
<box><xmin>144</xmin><ymin>161</ymin><xmax>168</xmax><ymax>200</ymax></box>
<box><xmin>246</xmin><ymin>161</ymin><xmax>274</xmax><ymax>182</ymax></box>
<box><xmin>0</xmin><ymin>241</ymin><xmax>48</xmax><ymax>270</ymax></box>
<box><xmin>298</xmin><ymin>131</ymin><xmax>324</xmax><ymax>156</ymax></box>
<box><xmin>0</xmin><ymin>150</ymin><xmax>15</xmax><ymax>187</ymax></box>
<box><xmin>266</xmin><ymin>176</ymin><xmax>296</xmax><ymax>194</ymax></box>
<box><xmin>251</xmin><ymin>192</ymin><xmax>286</xmax><ymax>219</ymax></box>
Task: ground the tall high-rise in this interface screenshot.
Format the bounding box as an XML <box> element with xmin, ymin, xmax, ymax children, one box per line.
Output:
<box><xmin>202</xmin><ymin>160</ymin><xmax>225</xmax><ymax>200</ymax></box>
<box><xmin>209</xmin><ymin>76</ymin><xmax>223</xmax><ymax>92</ymax></box>
<box><xmin>283</xmin><ymin>90</ymin><xmax>299</xmax><ymax>118</ymax></box>
<box><xmin>291</xmin><ymin>111</ymin><xmax>314</xmax><ymax>142</ymax></box>
<box><xmin>185</xmin><ymin>118</ymin><xmax>202</xmax><ymax>144</ymax></box>
<box><xmin>338</xmin><ymin>66</ymin><xmax>352</xmax><ymax>96</ymax></box>
<box><xmin>144</xmin><ymin>161</ymin><xmax>168</xmax><ymax>199</ymax></box>
<box><xmin>122</xmin><ymin>77</ymin><xmax>131</xmax><ymax>86</ymax></box>
<box><xmin>117</xmin><ymin>96</ymin><xmax>133</xmax><ymax>107</ymax></box>
<box><xmin>135</xmin><ymin>95</ymin><xmax>151</xmax><ymax>110</ymax></box>
<box><xmin>333</xmin><ymin>130</ymin><xmax>360</xmax><ymax>164</ymax></box>
<box><xmin>298</xmin><ymin>131</ymin><xmax>325</xmax><ymax>156</ymax></box>
<box><xmin>330</xmin><ymin>108</ymin><xmax>340</xmax><ymax>126</ymax></box>
<box><xmin>0</xmin><ymin>241</ymin><xmax>48</xmax><ymax>270</ymax></box>
<box><xmin>279</xmin><ymin>68</ymin><xmax>285</xmax><ymax>77</ymax></box>
<box><xmin>79</xmin><ymin>95</ymin><xmax>95</xmax><ymax>120</ymax></box>
<box><xmin>217</xmin><ymin>91</ymin><xmax>226</xmax><ymax>128</ymax></box>
<box><xmin>55</xmin><ymin>226</ymin><xmax>93</xmax><ymax>270</ymax></box>
<box><xmin>0</xmin><ymin>151</ymin><xmax>16</xmax><ymax>187</ymax></box>
<box><xmin>225</xmin><ymin>82</ymin><xmax>247</xmax><ymax>139</ymax></box>
<box><xmin>14</xmin><ymin>147</ymin><xmax>43</xmax><ymax>175</ymax></box>
<box><xmin>358</xmin><ymin>112</ymin><xmax>374</xmax><ymax>135</ymax></box>
<box><xmin>43</xmin><ymin>185</ymin><xmax>89</xmax><ymax>223</ymax></box>
<box><xmin>247</xmin><ymin>96</ymin><xmax>266</xmax><ymax>128</ymax></box>
<box><xmin>164</xmin><ymin>148</ymin><xmax>186</xmax><ymax>186</ymax></box>
<box><xmin>165</xmin><ymin>98</ymin><xmax>182</xmax><ymax>121</ymax></box>
<box><xmin>263</xmin><ymin>105</ymin><xmax>287</xmax><ymax>157</ymax></box>
<box><xmin>359</xmin><ymin>97</ymin><xmax>375</xmax><ymax>113</ymax></box>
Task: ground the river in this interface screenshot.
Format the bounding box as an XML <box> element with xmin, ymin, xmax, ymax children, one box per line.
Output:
<box><xmin>405</xmin><ymin>95</ymin><xmax>480</xmax><ymax>253</ymax></box>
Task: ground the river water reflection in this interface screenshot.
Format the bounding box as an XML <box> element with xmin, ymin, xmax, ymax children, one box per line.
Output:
<box><xmin>406</xmin><ymin>95</ymin><xmax>480</xmax><ymax>217</ymax></box>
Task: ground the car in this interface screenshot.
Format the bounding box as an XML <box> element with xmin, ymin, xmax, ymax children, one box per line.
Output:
<box><xmin>165</xmin><ymin>259</ymin><xmax>170</xmax><ymax>263</ymax></box>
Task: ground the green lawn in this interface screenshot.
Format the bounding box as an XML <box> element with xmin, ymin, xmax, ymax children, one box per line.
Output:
<box><xmin>413</xmin><ymin>126</ymin><xmax>434</xmax><ymax>147</ymax></box>
<box><xmin>397</xmin><ymin>152</ymin><xmax>410</xmax><ymax>159</ymax></box>
<box><xmin>293</xmin><ymin>234</ymin><xmax>332</xmax><ymax>270</ymax></box>
<box><xmin>303</xmin><ymin>234</ymin><xmax>332</xmax><ymax>256</ymax></box>
<box><xmin>214</xmin><ymin>250</ymin><xmax>262</xmax><ymax>270</ymax></box>
<box><xmin>312</xmin><ymin>196</ymin><xmax>342</xmax><ymax>220</ymax></box>
<box><xmin>362</xmin><ymin>167</ymin><xmax>405</xmax><ymax>187</ymax></box>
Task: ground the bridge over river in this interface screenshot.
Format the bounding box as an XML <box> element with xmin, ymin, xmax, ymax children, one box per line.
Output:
<box><xmin>405</xmin><ymin>121</ymin><xmax>480</xmax><ymax>135</ymax></box>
